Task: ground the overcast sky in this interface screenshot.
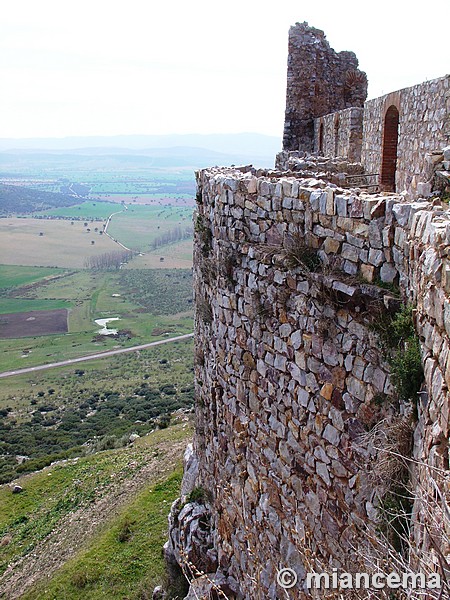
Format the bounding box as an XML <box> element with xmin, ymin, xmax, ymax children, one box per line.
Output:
<box><xmin>1</xmin><ymin>0</ymin><xmax>448</xmax><ymax>140</ymax></box>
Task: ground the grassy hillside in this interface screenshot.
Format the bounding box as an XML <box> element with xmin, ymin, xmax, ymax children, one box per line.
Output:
<box><xmin>0</xmin><ymin>422</ymin><xmax>192</xmax><ymax>599</ymax></box>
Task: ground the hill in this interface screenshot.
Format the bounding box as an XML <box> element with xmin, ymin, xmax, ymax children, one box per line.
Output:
<box><xmin>0</xmin><ymin>422</ymin><xmax>192</xmax><ymax>599</ymax></box>
<box><xmin>0</xmin><ymin>132</ymin><xmax>281</xmax><ymax>166</ymax></box>
<box><xmin>0</xmin><ymin>183</ymin><xmax>80</xmax><ymax>215</ymax></box>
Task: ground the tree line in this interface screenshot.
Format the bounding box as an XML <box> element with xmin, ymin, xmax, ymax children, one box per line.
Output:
<box><xmin>151</xmin><ymin>225</ymin><xmax>193</xmax><ymax>250</ymax></box>
<box><xmin>84</xmin><ymin>250</ymin><xmax>133</xmax><ymax>270</ymax></box>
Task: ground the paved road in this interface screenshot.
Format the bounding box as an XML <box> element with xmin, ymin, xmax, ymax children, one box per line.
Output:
<box><xmin>0</xmin><ymin>333</ymin><xmax>194</xmax><ymax>379</ymax></box>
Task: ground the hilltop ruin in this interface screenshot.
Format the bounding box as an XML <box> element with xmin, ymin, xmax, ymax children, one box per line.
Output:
<box><xmin>163</xmin><ymin>22</ymin><xmax>450</xmax><ymax>600</ymax></box>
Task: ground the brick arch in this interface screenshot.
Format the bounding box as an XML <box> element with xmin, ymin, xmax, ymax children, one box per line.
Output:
<box><xmin>381</xmin><ymin>105</ymin><xmax>400</xmax><ymax>192</ymax></box>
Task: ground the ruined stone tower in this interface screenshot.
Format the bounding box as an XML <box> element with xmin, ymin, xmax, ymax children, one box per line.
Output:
<box><xmin>282</xmin><ymin>22</ymin><xmax>367</xmax><ymax>153</ymax></box>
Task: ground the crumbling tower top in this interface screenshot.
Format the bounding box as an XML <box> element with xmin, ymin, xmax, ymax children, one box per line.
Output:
<box><xmin>282</xmin><ymin>22</ymin><xmax>367</xmax><ymax>153</ymax></box>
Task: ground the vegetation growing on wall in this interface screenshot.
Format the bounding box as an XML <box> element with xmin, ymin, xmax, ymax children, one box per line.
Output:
<box><xmin>372</xmin><ymin>304</ymin><xmax>424</xmax><ymax>405</ymax></box>
<box><xmin>194</xmin><ymin>215</ymin><xmax>212</xmax><ymax>257</ymax></box>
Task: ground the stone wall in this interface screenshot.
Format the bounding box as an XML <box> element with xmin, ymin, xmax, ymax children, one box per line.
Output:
<box><xmin>314</xmin><ymin>107</ymin><xmax>364</xmax><ymax>161</ymax></box>
<box><xmin>186</xmin><ymin>166</ymin><xmax>450</xmax><ymax>598</ymax></box>
<box><xmin>361</xmin><ymin>76</ymin><xmax>450</xmax><ymax>195</ymax></box>
<box><xmin>282</xmin><ymin>22</ymin><xmax>367</xmax><ymax>153</ymax></box>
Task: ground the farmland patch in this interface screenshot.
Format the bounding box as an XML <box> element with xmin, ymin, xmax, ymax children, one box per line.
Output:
<box><xmin>0</xmin><ymin>308</ymin><xmax>68</xmax><ymax>338</ymax></box>
<box><xmin>0</xmin><ymin>218</ymin><xmax>118</xmax><ymax>268</ymax></box>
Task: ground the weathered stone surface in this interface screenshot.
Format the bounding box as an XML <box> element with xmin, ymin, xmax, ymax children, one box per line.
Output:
<box><xmin>283</xmin><ymin>22</ymin><xmax>367</xmax><ymax>153</ymax></box>
<box><xmin>178</xmin><ymin>69</ymin><xmax>450</xmax><ymax>598</ymax></box>
<box><xmin>380</xmin><ymin>262</ymin><xmax>398</xmax><ymax>283</ymax></box>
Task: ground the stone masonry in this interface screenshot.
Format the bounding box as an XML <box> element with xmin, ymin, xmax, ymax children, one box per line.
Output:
<box><xmin>314</xmin><ymin>107</ymin><xmax>364</xmax><ymax>161</ymax></box>
<box><xmin>361</xmin><ymin>76</ymin><xmax>450</xmax><ymax>196</ymax></box>
<box><xmin>282</xmin><ymin>23</ymin><xmax>367</xmax><ymax>153</ymax></box>
<box><xmin>164</xmin><ymin>22</ymin><xmax>450</xmax><ymax>600</ymax></box>
<box><xmin>175</xmin><ymin>165</ymin><xmax>450</xmax><ymax>598</ymax></box>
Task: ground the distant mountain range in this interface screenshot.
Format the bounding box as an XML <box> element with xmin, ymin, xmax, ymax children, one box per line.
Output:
<box><xmin>0</xmin><ymin>133</ymin><xmax>282</xmax><ymax>167</ymax></box>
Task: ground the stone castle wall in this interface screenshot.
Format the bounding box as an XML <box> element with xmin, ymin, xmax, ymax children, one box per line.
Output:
<box><xmin>308</xmin><ymin>76</ymin><xmax>450</xmax><ymax>196</ymax></box>
<box><xmin>313</xmin><ymin>107</ymin><xmax>364</xmax><ymax>161</ymax></box>
<box><xmin>283</xmin><ymin>22</ymin><xmax>367</xmax><ymax>153</ymax></box>
<box><xmin>189</xmin><ymin>165</ymin><xmax>450</xmax><ymax>598</ymax></box>
<box><xmin>361</xmin><ymin>76</ymin><xmax>450</xmax><ymax>195</ymax></box>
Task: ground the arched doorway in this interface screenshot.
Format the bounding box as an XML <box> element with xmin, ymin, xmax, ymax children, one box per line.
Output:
<box><xmin>381</xmin><ymin>105</ymin><xmax>400</xmax><ymax>192</ymax></box>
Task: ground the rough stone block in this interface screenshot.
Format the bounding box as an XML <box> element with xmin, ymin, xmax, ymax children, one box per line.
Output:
<box><xmin>341</xmin><ymin>243</ymin><xmax>359</xmax><ymax>262</ymax></box>
<box><xmin>392</xmin><ymin>203</ymin><xmax>412</xmax><ymax>226</ymax></box>
<box><xmin>343</xmin><ymin>260</ymin><xmax>358</xmax><ymax>275</ymax></box>
<box><xmin>323</xmin><ymin>423</ymin><xmax>340</xmax><ymax>446</ymax></box>
<box><xmin>335</xmin><ymin>195</ymin><xmax>348</xmax><ymax>217</ymax></box>
<box><xmin>360</xmin><ymin>263</ymin><xmax>375</xmax><ymax>282</ymax></box>
<box><xmin>324</xmin><ymin>237</ymin><xmax>341</xmax><ymax>254</ymax></box>
<box><xmin>380</xmin><ymin>262</ymin><xmax>398</xmax><ymax>283</ymax></box>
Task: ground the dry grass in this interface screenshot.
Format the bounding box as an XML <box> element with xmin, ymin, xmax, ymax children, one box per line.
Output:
<box><xmin>0</xmin><ymin>217</ymin><xmax>117</xmax><ymax>268</ymax></box>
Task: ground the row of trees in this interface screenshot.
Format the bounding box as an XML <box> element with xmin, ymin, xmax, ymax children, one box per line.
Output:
<box><xmin>151</xmin><ymin>225</ymin><xmax>193</xmax><ymax>250</ymax></box>
<box><xmin>84</xmin><ymin>250</ymin><xmax>133</xmax><ymax>270</ymax></box>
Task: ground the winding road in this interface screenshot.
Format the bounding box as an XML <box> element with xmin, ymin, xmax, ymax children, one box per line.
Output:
<box><xmin>0</xmin><ymin>333</ymin><xmax>194</xmax><ymax>379</ymax></box>
<box><xmin>102</xmin><ymin>205</ymin><xmax>133</xmax><ymax>251</ymax></box>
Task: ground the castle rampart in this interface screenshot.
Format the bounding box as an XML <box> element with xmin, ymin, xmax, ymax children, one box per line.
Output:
<box><xmin>164</xmin><ymin>22</ymin><xmax>450</xmax><ymax>600</ymax></box>
<box><xmin>180</xmin><ymin>165</ymin><xmax>450</xmax><ymax>598</ymax></box>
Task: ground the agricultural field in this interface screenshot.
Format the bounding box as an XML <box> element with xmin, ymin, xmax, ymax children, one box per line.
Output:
<box><xmin>0</xmin><ymin>268</ymin><xmax>193</xmax><ymax>372</ymax></box>
<box><xmin>107</xmin><ymin>204</ymin><xmax>192</xmax><ymax>252</ymax></box>
<box><xmin>0</xmin><ymin>308</ymin><xmax>68</xmax><ymax>338</ymax></box>
<box><xmin>32</xmin><ymin>200</ymin><xmax>194</xmax><ymax>256</ymax></box>
<box><xmin>0</xmin><ymin>218</ymin><xmax>117</xmax><ymax>268</ymax></box>
<box><xmin>127</xmin><ymin>238</ymin><xmax>193</xmax><ymax>269</ymax></box>
<box><xmin>0</xmin><ymin>265</ymin><xmax>66</xmax><ymax>289</ymax></box>
<box><xmin>35</xmin><ymin>201</ymin><xmax>116</xmax><ymax>220</ymax></box>
<box><xmin>0</xmin><ymin>159</ymin><xmax>196</xmax><ymax>206</ymax></box>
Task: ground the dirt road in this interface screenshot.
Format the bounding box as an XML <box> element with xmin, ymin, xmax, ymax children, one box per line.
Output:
<box><xmin>0</xmin><ymin>332</ymin><xmax>194</xmax><ymax>379</ymax></box>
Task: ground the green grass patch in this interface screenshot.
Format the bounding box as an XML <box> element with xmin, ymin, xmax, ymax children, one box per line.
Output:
<box><xmin>0</xmin><ymin>266</ymin><xmax>65</xmax><ymax>290</ymax></box>
<box><xmin>21</xmin><ymin>469</ymin><xmax>183</xmax><ymax>600</ymax></box>
<box><xmin>0</xmin><ymin>298</ymin><xmax>71</xmax><ymax>315</ymax></box>
<box><xmin>34</xmin><ymin>201</ymin><xmax>119</xmax><ymax>220</ymax></box>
